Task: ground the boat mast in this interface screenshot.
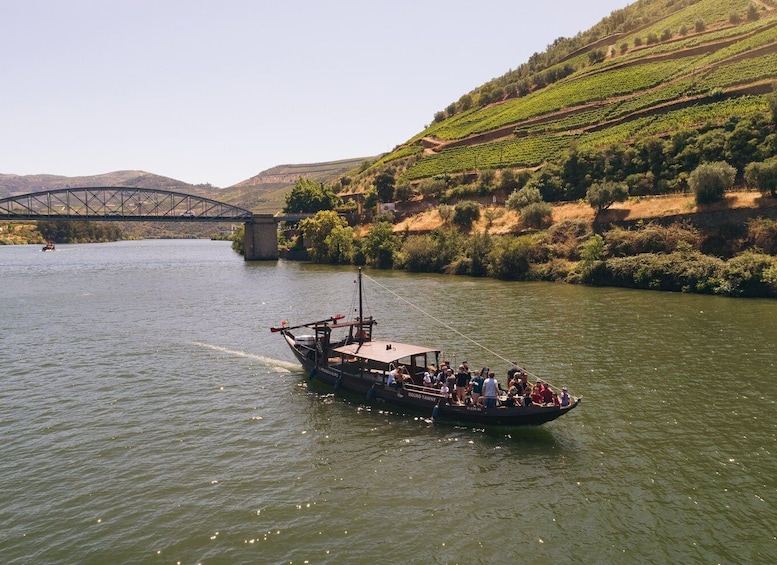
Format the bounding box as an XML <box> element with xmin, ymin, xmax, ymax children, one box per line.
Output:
<box><xmin>358</xmin><ymin>268</ymin><xmax>364</xmax><ymax>328</ymax></box>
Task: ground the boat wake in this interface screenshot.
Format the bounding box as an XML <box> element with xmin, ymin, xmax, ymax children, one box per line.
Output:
<box><xmin>189</xmin><ymin>342</ymin><xmax>298</xmax><ymax>372</ymax></box>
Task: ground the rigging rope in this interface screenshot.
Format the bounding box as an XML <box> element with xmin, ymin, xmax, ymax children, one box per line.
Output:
<box><xmin>362</xmin><ymin>272</ymin><xmax>568</xmax><ymax>390</ymax></box>
<box><xmin>361</xmin><ymin>273</ymin><xmax>567</xmax><ymax>392</ymax></box>
<box><xmin>362</xmin><ymin>273</ymin><xmax>511</xmax><ymax>365</ymax></box>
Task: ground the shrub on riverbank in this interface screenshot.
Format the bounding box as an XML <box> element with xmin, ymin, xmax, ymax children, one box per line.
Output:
<box><xmin>583</xmin><ymin>248</ymin><xmax>777</xmax><ymax>297</ymax></box>
<box><xmin>604</xmin><ymin>222</ymin><xmax>702</xmax><ymax>256</ymax></box>
<box><xmin>0</xmin><ymin>222</ymin><xmax>46</xmax><ymax>245</ymax></box>
<box><xmin>289</xmin><ymin>210</ymin><xmax>777</xmax><ymax>298</ymax></box>
<box><xmin>37</xmin><ymin>220</ymin><xmax>122</xmax><ymax>243</ymax></box>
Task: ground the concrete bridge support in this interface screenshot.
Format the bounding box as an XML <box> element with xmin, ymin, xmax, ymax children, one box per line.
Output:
<box><xmin>243</xmin><ymin>215</ymin><xmax>278</xmax><ymax>260</ymax></box>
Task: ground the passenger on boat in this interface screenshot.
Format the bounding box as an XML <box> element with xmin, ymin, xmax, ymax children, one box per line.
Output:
<box><xmin>560</xmin><ymin>386</ymin><xmax>571</xmax><ymax>407</ymax></box>
<box><xmin>423</xmin><ymin>371</ymin><xmax>433</xmax><ymax>388</ymax></box>
<box><xmin>530</xmin><ymin>385</ymin><xmax>543</xmax><ymax>405</ymax></box>
<box><xmin>434</xmin><ymin>366</ymin><xmax>447</xmax><ymax>388</ymax></box>
<box><xmin>470</xmin><ymin>371</ymin><xmax>485</xmax><ymax>407</ymax></box>
<box><xmin>506</xmin><ymin>381</ymin><xmax>520</xmax><ymax>404</ymax></box>
<box><xmin>455</xmin><ymin>365</ymin><xmax>470</xmax><ymax>404</ymax></box>
<box><xmin>514</xmin><ymin>377</ymin><xmax>531</xmax><ymax>406</ymax></box>
<box><xmin>507</xmin><ymin>362</ymin><xmax>519</xmax><ymax>382</ymax></box>
<box><xmin>445</xmin><ymin>370</ymin><xmax>456</xmax><ymax>399</ymax></box>
<box><xmin>541</xmin><ymin>383</ymin><xmax>554</xmax><ymax>404</ymax></box>
<box><xmin>482</xmin><ymin>371</ymin><xmax>499</xmax><ymax>408</ymax></box>
<box><xmin>513</xmin><ymin>374</ymin><xmax>529</xmax><ymax>396</ymax></box>
<box><xmin>439</xmin><ymin>380</ymin><xmax>450</xmax><ymax>403</ymax></box>
<box><xmin>388</xmin><ymin>365</ymin><xmax>406</xmax><ymax>389</ymax></box>
<box><xmin>387</xmin><ymin>365</ymin><xmax>397</xmax><ymax>388</ymax></box>
<box><xmin>395</xmin><ymin>366</ymin><xmax>407</xmax><ymax>389</ymax></box>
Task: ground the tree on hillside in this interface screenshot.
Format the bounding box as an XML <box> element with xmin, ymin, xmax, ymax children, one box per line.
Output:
<box><xmin>688</xmin><ymin>161</ymin><xmax>736</xmax><ymax>205</ymax></box>
<box><xmin>373</xmin><ymin>172</ymin><xmax>396</xmax><ymax>203</ymax></box>
<box><xmin>767</xmin><ymin>86</ymin><xmax>777</xmax><ymax>124</ymax></box>
<box><xmin>300</xmin><ymin>210</ymin><xmax>353</xmax><ymax>263</ymax></box>
<box><xmin>586</xmin><ymin>181</ymin><xmax>629</xmax><ymax>213</ymax></box>
<box><xmin>452</xmin><ymin>201</ymin><xmax>481</xmax><ymax>231</ymax></box>
<box><xmin>744</xmin><ymin>157</ymin><xmax>777</xmax><ymax>197</ymax></box>
<box><xmin>528</xmin><ymin>165</ymin><xmax>564</xmax><ymax>202</ymax></box>
<box><xmin>283</xmin><ymin>178</ymin><xmax>341</xmax><ymax>214</ymax></box>
<box><xmin>362</xmin><ymin>221</ymin><xmax>399</xmax><ymax>268</ymax></box>
<box><xmin>394</xmin><ymin>182</ymin><xmax>413</xmax><ymax>202</ymax></box>
<box><xmin>499</xmin><ymin>169</ymin><xmax>530</xmax><ymax>192</ymax></box>
<box><xmin>506</xmin><ymin>185</ymin><xmax>542</xmax><ymax>211</ymax></box>
<box><xmin>487</xmin><ymin>235</ymin><xmax>532</xmax><ymax>280</ymax></box>
<box><xmin>520</xmin><ymin>202</ymin><xmax>553</xmax><ymax>229</ymax></box>
<box><xmin>438</xmin><ymin>204</ymin><xmax>453</xmax><ymax>225</ymax></box>
<box><xmin>231</xmin><ymin>224</ymin><xmax>245</xmax><ymax>255</ymax></box>
<box><xmin>369</xmin><ymin>222</ymin><xmax>401</xmax><ymax>268</ymax></box>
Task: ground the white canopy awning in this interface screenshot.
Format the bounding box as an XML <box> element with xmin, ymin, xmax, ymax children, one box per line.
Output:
<box><xmin>332</xmin><ymin>340</ymin><xmax>439</xmax><ymax>365</ymax></box>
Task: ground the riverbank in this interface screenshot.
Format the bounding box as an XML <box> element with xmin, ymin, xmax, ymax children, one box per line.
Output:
<box><xmin>349</xmin><ymin>191</ymin><xmax>777</xmax><ymax>298</ymax></box>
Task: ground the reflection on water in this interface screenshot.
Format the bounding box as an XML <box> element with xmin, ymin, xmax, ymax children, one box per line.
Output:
<box><xmin>1</xmin><ymin>241</ymin><xmax>776</xmax><ymax>563</ymax></box>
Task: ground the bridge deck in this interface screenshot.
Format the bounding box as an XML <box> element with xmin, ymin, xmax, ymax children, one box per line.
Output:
<box><xmin>0</xmin><ymin>187</ymin><xmax>253</xmax><ymax>222</ymax></box>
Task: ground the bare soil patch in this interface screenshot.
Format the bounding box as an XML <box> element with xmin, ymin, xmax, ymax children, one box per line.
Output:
<box><xmin>392</xmin><ymin>192</ymin><xmax>776</xmax><ymax>235</ymax></box>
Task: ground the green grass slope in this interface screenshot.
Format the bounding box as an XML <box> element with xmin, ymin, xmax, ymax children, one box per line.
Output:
<box><xmin>372</xmin><ymin>0</ymin><xmax>777</xmax><ymax>182</ymax></box>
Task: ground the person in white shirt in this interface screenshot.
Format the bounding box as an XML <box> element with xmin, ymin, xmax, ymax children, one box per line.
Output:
<box><xmin>482</xmin><ymin>371</ymin><xmax>500</xmax><ymax>408</ymax></box>
<box><xmin>560</xmin><ymin>386</ymin><xmax>571</xmax><ymax>407</ymax></box>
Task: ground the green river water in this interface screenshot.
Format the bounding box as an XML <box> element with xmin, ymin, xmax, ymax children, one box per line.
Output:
<box><xmin>1</xmin><ymin>240</ymin><xmax>775</xmax><ymax>564</ymax></box>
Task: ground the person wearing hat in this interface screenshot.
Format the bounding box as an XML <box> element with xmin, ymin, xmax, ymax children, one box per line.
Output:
<box><xmin>560</xmin><ymin>386</ymin><xmax>571</xmax><ymax>407</ymax></box>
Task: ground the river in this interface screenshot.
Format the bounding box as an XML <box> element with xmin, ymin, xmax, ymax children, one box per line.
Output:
<box><xmin>1</xmin><ymin>239</ymin><xmax>775</xmax><ymax>564</ymax></box>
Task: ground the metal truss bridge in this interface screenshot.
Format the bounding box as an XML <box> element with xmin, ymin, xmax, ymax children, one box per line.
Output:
<box><xmin>0</xmin><ymin>187</ymin><xmax>253</xmax><ymax>222</ymax></box>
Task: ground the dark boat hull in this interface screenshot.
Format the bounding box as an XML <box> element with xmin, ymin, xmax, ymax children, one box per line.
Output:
<box><xmin>283</xmin><ymin>333</ymin><xmax>580</xmax><ymax>427</ymax></box>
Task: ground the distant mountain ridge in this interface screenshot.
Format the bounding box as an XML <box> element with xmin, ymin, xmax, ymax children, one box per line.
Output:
<box><xmin>0</xmin><ymin>156</ymin><xmax>372</xmax><ymax>213</ymax></box>
<box><xmin>233</xmin><ymin>158</ymin><xmax>370</xmax><ymax>188</ymax></box>
<box><xmin>207</xmin><ymin>157</ymin><xmax>373</xmax><ymax>213</ymax></box>
<box><xmin>0</xmin><ymin>170</ymin><xmax>214</xmax><ymax>200</ymax></box>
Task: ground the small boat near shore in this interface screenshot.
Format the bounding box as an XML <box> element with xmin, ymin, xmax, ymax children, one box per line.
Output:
<box><xmin>41</xmin><ymin>242</ymin><xmax>55</xmax><ymax>251</ymax></box>
<box><xmin>273</xmin><ymin>270</ymin><xmax>581</xmax><ymax>426</ymax></box>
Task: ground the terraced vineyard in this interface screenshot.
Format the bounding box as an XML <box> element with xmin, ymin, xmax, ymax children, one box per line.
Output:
<box><xmin>377</xmin><ymin>0</ymin><xmax>777</xmax><ymax>183</ymax></box>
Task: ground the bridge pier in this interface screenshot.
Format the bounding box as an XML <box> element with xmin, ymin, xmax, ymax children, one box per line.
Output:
<box><xmin>243</xmin><ymin>215</ymin><xmax>279</xmax><ymax>260</ymax></box>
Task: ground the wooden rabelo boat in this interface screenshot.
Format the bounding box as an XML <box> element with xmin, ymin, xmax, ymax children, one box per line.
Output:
<box><xmin>272</xmin><ymin>270</ymin><xmax>581</xmax><ymax>426</ymax></box>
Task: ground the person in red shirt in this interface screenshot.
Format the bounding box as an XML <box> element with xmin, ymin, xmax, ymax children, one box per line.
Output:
<box><xmin>541</xmin><ymin>383</ymin><xmax>555</xmax><ymax>404</ymax></box>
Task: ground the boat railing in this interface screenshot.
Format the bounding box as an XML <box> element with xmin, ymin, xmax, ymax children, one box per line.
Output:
<box><xmin>401</xmin><ymin>382</ymin><xmax>447</xmax><ymax>399</ymax></box>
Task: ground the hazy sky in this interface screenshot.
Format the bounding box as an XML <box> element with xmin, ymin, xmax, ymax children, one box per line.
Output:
<box><xmin>2</xmin><ymin>0</ymin><xmax>631</xmax><ymax>187</ymax></box>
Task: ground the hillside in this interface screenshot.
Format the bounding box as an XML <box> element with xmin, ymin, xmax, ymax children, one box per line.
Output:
<box><xmin>350</xmin><ymin>0</ymin><xmax>777</xmax><ymax>196</ymax></box>
<box><xmin>0</xmin><ymin>170</ymin><xmax>218</xmax><ymax>200</ymax></box>
<box><xmin>219</xmin><ymin>157</ymin><xmax>372</xmax><ymax>213</ymax></box>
